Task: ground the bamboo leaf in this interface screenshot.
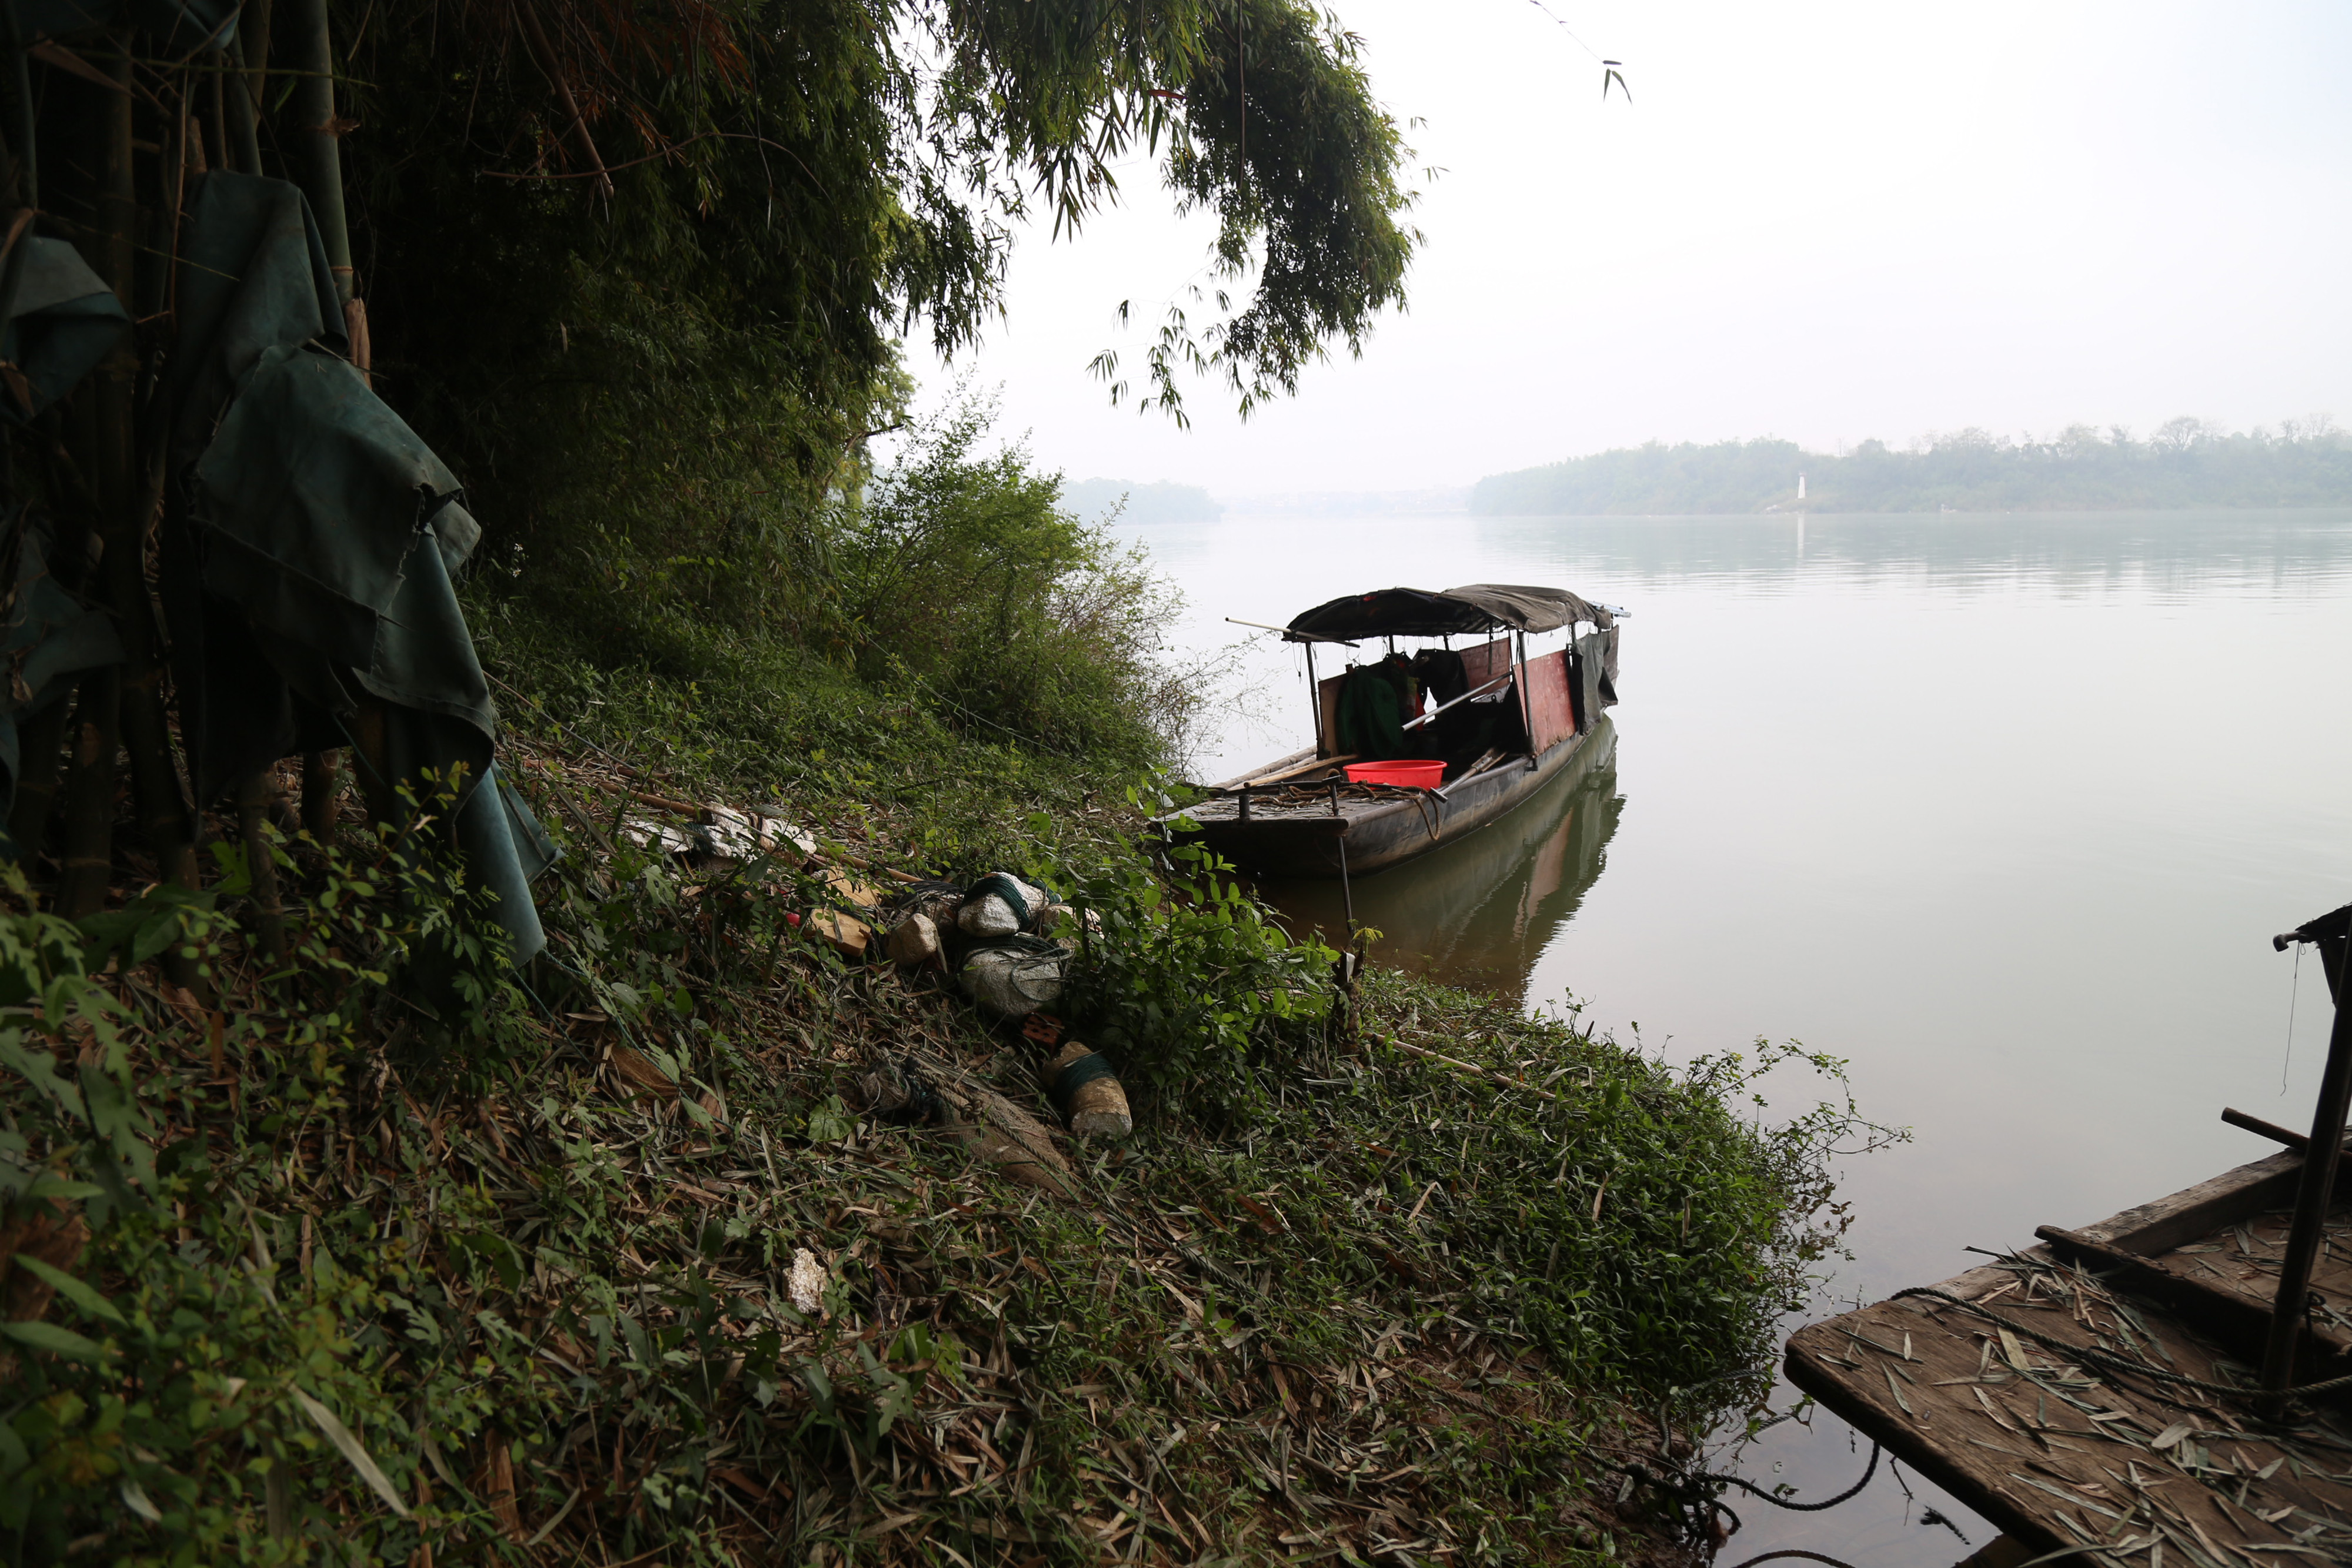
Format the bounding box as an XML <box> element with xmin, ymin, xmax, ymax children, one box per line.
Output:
<box><xmin>10</xmin><ymin>1256</ymin><xmax>125</xmax><ymax>1326</ymax></box>
<box><xmin>290</xmin><ymin>1388</ymin><xmax>411</xmax><ymax>1518</ymax></box>
<box><xmin>1</xmin><ymin>1319</ymin><xmax>108</xmax><ymax>1361</ymax></box>
<box><xmin>119</xmin><ymin>1476</ymin><xmax>162</xmax><ymax>1522</ymax></box>
<box><xmin>1883</xmin><ymin>1365</ymin><xmax>1913</xmax><ymax>1415</ymax></box>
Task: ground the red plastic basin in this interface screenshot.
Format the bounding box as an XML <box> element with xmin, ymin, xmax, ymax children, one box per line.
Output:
<box><xmin>1343</xmin><ymin>759</ymin><xmax>1445</xmax><ymax>789</ymax></box>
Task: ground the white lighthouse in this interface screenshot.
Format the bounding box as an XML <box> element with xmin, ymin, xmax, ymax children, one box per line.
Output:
<box><xmin>1797</xmin><ymin>472</ymin><xmax>1807</xmax><ymax>500</ymax></box>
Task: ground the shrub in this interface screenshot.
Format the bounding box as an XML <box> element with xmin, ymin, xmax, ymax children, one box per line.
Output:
<box><xmin>831</xmin><ymin>400</ymin><xmax>1207</xmax><ymax>770</ymax></box>
<box><xmin>1054</xmin><ymin>829</ymin><xmax>1339</xmax><ymax>1122</ymax></box>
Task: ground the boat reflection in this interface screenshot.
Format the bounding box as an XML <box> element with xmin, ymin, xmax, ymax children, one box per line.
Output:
<box><xmin>1255</xmin><ymin>720</ymin><xmax>1622</xmax><ymax>1003</ymax></box>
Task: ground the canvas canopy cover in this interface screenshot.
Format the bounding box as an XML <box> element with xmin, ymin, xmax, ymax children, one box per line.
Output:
<box><xmin>1284</xmin><ymin>584</ymin><xmax>1615</xmax><ymax>643</ymax></box>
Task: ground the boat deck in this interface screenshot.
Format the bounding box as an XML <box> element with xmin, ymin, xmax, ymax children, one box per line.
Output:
<box><xmin>1784</xmin><ymin>1146</ymin><xmax>2352</xmax><ymax>1563</ymax></box>
<box><xmin>1167</xmin><ymin>724</ymin><xmax>1610</xmax><ymax>879</ymax></box>
<box><xmin>1175</xmin><ymin>775</ymin><xmax>1454</xmax><ymax>825</ymax></box>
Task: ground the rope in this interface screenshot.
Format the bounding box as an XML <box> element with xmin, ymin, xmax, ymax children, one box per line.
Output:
<box><xmin>1722</xmin><ymin>1554</ymin><xmax>1862</xmax><ymax>1568</ymax></box>
<box><xmin>2286</xmin><ymin>941</ymin><xmax>2303</xmax><ymax>1090</ymax></box>
<box><xmin>1558</xmin><ymin>1365</ymin><xmax>1886</xmax><ymax>1520</ymax></box>
<box><xmin>1609</xmin><ymin>1441</ymin><xmax>1880</xmax><ymax>1518</ymax></box>
<box><xmin>1047</xmin><ymin>1051</ymin><xmax>1118</xmax><ymax>1116</ymax></box>
<box><xmin>1892</xmin><ymin>1286</ymin><xmax>2352</xmax><ymax>1399</ymax></box>
<box><xmin>1706</xmin><ymin>1442</ymin><xmax>1878</xmax><ymax>1512</ymax></box>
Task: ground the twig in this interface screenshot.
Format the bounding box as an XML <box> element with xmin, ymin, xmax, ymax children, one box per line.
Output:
<box><xmin>1381</xmin><ymin>1038</ymin><xmax>1559</xmax><ymax>1102</ymax></box>
<box><xmin>512</xmin><ymin>1</ymin><xmax>612</xmax><ymax>198</ymax></box>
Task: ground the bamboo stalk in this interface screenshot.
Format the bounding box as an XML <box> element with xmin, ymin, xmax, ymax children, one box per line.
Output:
<box><xmin>236</xmin><ymin>771</ymin><xmax>286</xmax><ymax>960</ymax></box>
<box><xmin>0</xmin><ymin>206</ymin><xmax>36</xmax><ymax>437</ymax></box>
<box><xmin>54</xmin><ymin>43</ymin><xmax>144</xmax><ymax>917</ymax></box>
<box><xmin>6</xmin><ymin>691</ymin><xmax>71</xmax><ymax>859</ymax></box>
<box><xmin>1</xmin><ymin>0</ymin><xmax>32</xmax><ymax>210</ymax></box>
<box><xmin>244</xmin><ymin>0</ymin><xmax>273</xmax><ymax>112</ymax></box>
<box><xmin>205</xmin><ymin>48</ymin><xmax>226</xmax><ymax>173</ymax></box>
<box><xmin>56</xmin><ymin>676</ymin><xmax>119</xmax><ymax>917</ymax></box>
<box><xmin>115</xmin><ymin>650</ymin><xmax>196</xmax><ymax>882</ymax></box>
<box><xmin>223</xmin><ymin>35</ymin><xmax>260</xmax><ymax>173</ymax></box>
<box><xmin>286</xmin><ymin>0</ymin><xmax>355</xmax><ymax>810</ymax></box>
<box><xmin>514</xmin><ymin>1</ymin><xmax>613</xmax><ymax>198</ymax></box>
<box><xmin>347</xmin><ymin>698</ymin><xmax>395</xmax><ymax>827</ymax></box>
<box><xmin>90</xmin><ymin>36</ymin><xmax>136</xmax><ymax>537</ymax></box>
<box><xmin>92</xmin><ymin>38</ymin><xmax>201</xmax><ymax>901</ymax></box>
<box><xmin>286</xmin><ymin>0</ymin><xmax>352</xmax><ymax>302</ymax></box>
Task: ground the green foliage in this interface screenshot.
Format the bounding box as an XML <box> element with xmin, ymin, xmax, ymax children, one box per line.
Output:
<box><xmin>0</xmin><ymin>750</ymin><xmax>1888</xmax><ymax>1566</ymax></box>
<box><xmin>1083</xmin><ymin>0</ymin><xmax>1421</xmax><ymax>418</ymax></box>
<box><xmin>831</xmin><ymin>402</ymin><xmax>1202</xmax><ymax>768</ymax></box>
<box><xmin>1181</xmin><ymin>967</ymin><xmax>1900</xmax><ymax>1405</ymax></box>
<box><xmin>0</xmin><ymin>880</ymin><xmax>159</xmax><ymax>1236</ymax></box>
<box><xmin>1055</xmin><ymin>830</ymin><xmax>1337</xmax><ymax>1121</ymax></box>
<box><xmin>466</xmin><ymin>556</ymin><xmax>1167</xmax><ymax>875</ymax></box>
<box><xmin>0</xmin><ymin>823</ymin><xmax>542</xmax><ymax>1562</ymax></box>
<box><xmin>1472</xmin><ymin>417</ymin><xmax>2352</xmax><ymax>514</ymax></box>
<box><xmin>0</xmin><ymin>874</ymin><xmax>404</xmax><ymax>1563</ymax></box>
<box><xmin>337</xmin><ymin>0</ymin><xmax>1417</xmax><ymax>650</ymax></box>
<box><xmin>458</xmin><ymin>393</ymin><xmax>1227</xmax><ymax>884</ymax></box>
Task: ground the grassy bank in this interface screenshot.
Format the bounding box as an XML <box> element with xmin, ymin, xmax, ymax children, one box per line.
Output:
<box><xmin>0</xmin><ymin>584</ymin><xmax>1886</xmax><ymax>1567</ymax></box>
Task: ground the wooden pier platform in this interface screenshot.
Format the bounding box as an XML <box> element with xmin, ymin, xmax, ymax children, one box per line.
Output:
<box><xmin>1785</xmin><ymin>1146</ymin><xmax>2352</xmax><ymax>1564</ymax></box>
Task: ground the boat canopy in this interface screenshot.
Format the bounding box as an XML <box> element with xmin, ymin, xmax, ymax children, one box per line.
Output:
<box><xmin>1284</xmin><ymin>583</ymin><xmax>1615</xmax><ymax>643</ymax></box>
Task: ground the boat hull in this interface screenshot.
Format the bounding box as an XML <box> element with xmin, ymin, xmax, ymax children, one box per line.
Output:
<box><xmin>1177</xmin><ymin>718</ymin><xmax>1616</xmax><ymax>879</ymax></box>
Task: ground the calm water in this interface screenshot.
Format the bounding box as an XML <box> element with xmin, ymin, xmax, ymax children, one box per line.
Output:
<box><xmin>1121</xmin><ymin>509</ymin><xmax>2352</xmax><ymax>1563</ymax></box>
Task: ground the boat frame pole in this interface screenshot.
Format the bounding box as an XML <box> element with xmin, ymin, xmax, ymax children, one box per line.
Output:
<box><xmin>1515</xmin><ymin>630</ymin><xmax>1536</xmax><ymax>768</ymax></box>
<box><xmin>1329</xmin><ymin>778</ymin><xmax>1354</xmax><ymax>931</ymax></box>
<box><xmin>1305</xmin><ymin>641</ymin><xmax>1323</xmax><ymax>756</ymax></box>
<box><xmin>2259</xmin><ymin>942</ymin><xmax>2352</xmax><ymax>1416</ymax></box>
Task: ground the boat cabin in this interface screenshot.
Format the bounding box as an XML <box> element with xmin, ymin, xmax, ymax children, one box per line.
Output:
<box><xmin>1165</xmin><ymin>583</ymin><xmax>1625</xmax><ymax>880</ymax></box>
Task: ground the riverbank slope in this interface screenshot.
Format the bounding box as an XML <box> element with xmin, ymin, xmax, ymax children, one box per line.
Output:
<box><xmin>0</xmin><ymin>588</ymin><xmax>1879</xmax><ymax>1565</ymax></box>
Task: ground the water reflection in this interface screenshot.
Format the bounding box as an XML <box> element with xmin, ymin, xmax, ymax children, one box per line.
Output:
<box><xmin>1473</xmin><ymin>509</ymin><xmax>2352</xmax><ymax>602</ymax></box>
<box><xmin>1257</xmin><ymin>723</ymin><xmax>1622</xmax><ymax>1003</ymax></box>
<box><xmin>1126</xmin><ymin>509</ymin><xmax>2352</xmax><ymax>1566</ymax></box>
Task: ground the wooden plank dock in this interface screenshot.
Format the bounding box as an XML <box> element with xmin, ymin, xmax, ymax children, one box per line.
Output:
<box><xmin>1785</xmin><ymin>1146</ymin><xmax>2352</xmax><ymax>1565</ymax></box>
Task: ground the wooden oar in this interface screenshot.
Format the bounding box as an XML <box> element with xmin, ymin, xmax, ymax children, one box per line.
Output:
<box><xmin>1223</xmin><ymin>753</ymin><xmax>1359</xmax><ymax>790</ymax></box>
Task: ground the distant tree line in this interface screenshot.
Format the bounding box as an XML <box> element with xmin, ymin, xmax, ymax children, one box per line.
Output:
<box><xmin>1061</xmin><ymin>479</ymin><xmax>1225</xmax><ymax>525</ymax></box>
<box><xmin>1471</xmin><ymin>418</ymin><xmax>2352</xmax><ymax>514</ymax></box>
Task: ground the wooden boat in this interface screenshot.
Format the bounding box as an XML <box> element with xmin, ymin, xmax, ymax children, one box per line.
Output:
<box><xmin>1164</xmin><ymin>583</ymin><xmax>1625</xmax><ymax>879</ymax></box>
<box><xmin>1782</xmin><ymin>901</ymin><xmax>2352</xmax><ymax>1566</ymax></box>
<box><xmin>1255</xmin><ymin>719</ymin><xmax>1620</xmax><ymax>995</ymax></box>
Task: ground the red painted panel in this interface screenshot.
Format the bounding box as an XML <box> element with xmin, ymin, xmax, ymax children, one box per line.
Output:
<box><xmin>1525</xmin><ymin>649</ymin><xmax>1575</xmax><ymax>754</ymax></box>
<box><xmin>1455</xmin><ymin>637</ymin><xmax>1512</xmax><ymax>691</ymax></box>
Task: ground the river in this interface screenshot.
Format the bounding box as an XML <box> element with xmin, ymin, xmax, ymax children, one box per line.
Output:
<box><xmin>1115</xmin><ymin>507</ymin><xmax>2352</xmax><ymax>1563</ymax></box>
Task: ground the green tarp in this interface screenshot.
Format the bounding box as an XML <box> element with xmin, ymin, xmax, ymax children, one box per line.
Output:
<box><xmin>0</xmin><ymin>512</ymin><xmax>123</xmax><ymax>813</ymax></box>
<box><xmin>161</xmin><ymin>172</ymin><xmax>553</xmax><ymax>962</ymax></box>
<box><xmin>0</xmin><ymin>238</ymin><xmax>130</xmax><ymax>835</ymax></box>
<box><xmin>4</xmin><ymin>237</ymin><xmax>131</xmax><ymax>419</ymax></box>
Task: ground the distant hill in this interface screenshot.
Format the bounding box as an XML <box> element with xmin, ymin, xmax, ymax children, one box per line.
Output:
<box><xmin>1472</xmin><ymin>420</ymin><xmax>2352</xmax><ymax>514</ymax></box>
<box><xmin>1061</xmin><ymin>477</ymin><xmax>1223</xmax><ymax>525</ymax></box>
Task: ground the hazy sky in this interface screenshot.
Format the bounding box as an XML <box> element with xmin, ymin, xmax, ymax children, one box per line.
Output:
<box><xmin>905</xmin><ymin>1</ymin><xmax>2352</xmax><ymax>498</ymax></box>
